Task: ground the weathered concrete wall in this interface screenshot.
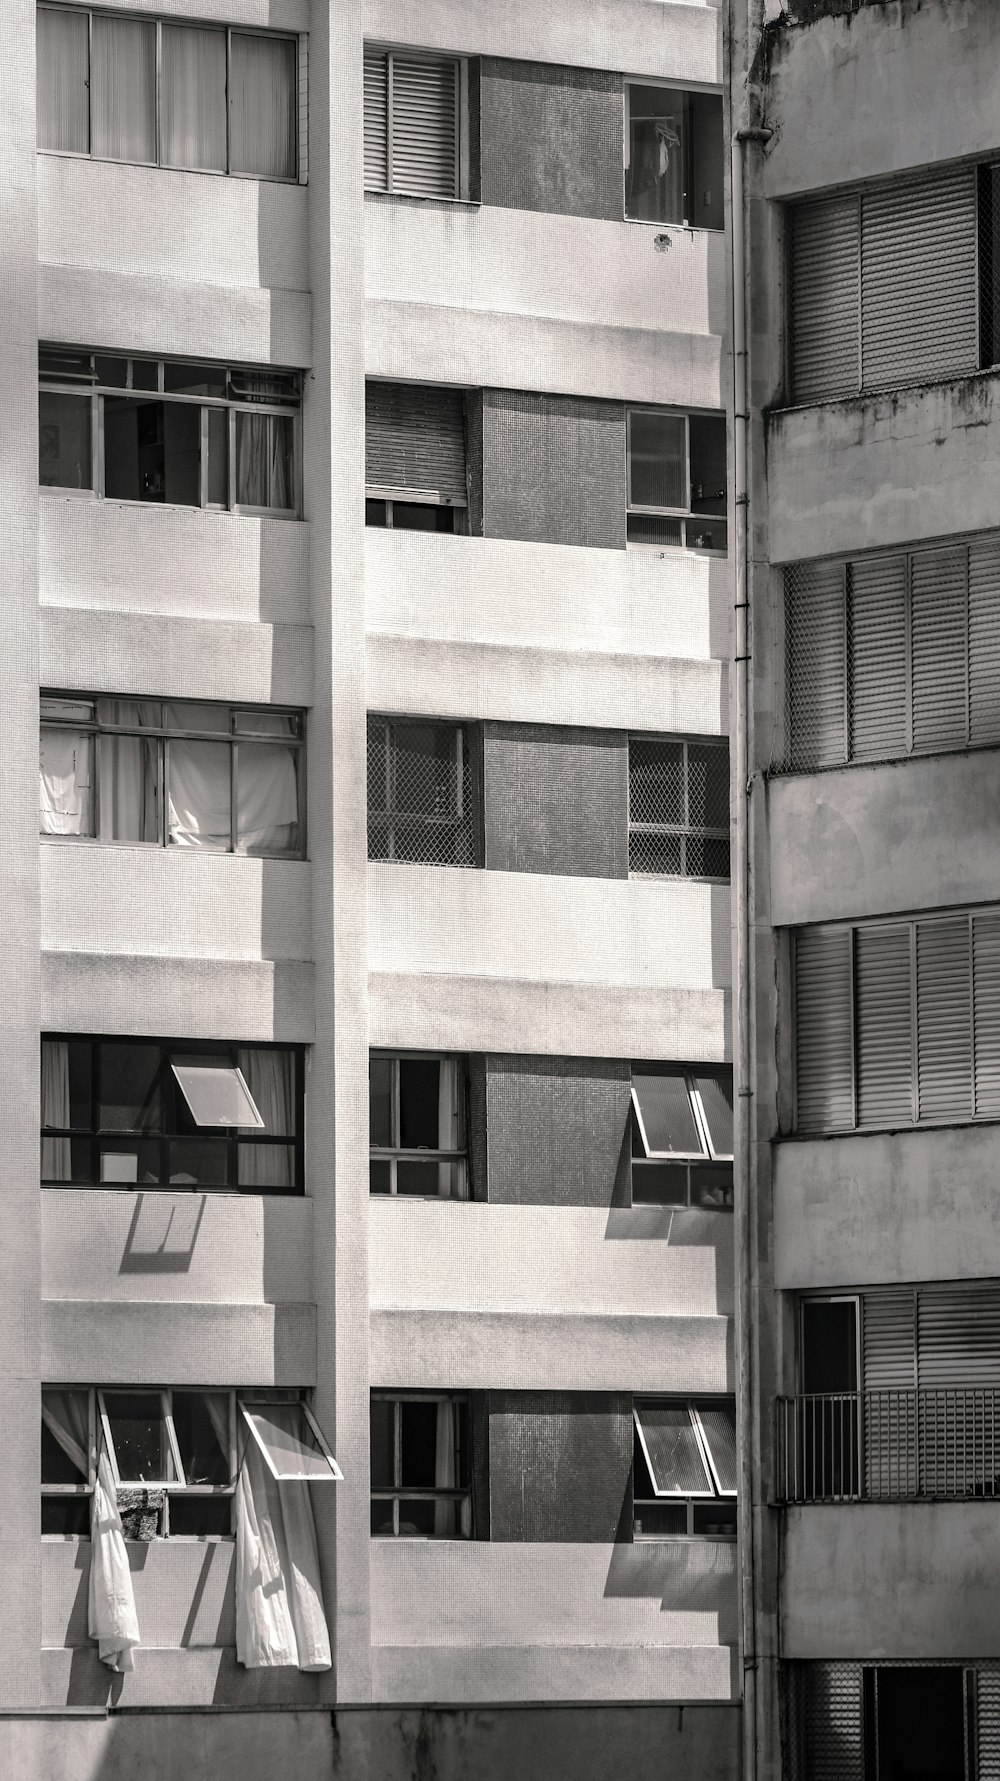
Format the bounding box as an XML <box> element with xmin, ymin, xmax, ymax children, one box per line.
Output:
<box><xmin>481</xmin><ymin>724</ymin><xmax>629</xmax><ymax>878</ymax></box>
<box><xmin>480</xmin><ymin>61</ymin><xmax>622</xmax><ymax>220</ymax></box>
<box><xmin>482</xmin><ymin>1055</ymin><xmax>631</xmax><ymax>1205</ymax></box>
<box><xmin>481</xmin><ymin>391</ymin><xmax>626</xmax><ymax>549</ymax></box>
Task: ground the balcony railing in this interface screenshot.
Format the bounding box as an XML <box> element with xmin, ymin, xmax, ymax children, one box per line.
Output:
<box><xmin>775</xmin><ymin>1390</ymin><xmax>1000</xmax><ymax>1503</ymax></box>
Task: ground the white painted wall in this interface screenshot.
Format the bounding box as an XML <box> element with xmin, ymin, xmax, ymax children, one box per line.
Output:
<box><xmin>41</xmin><ymin>609</ymin><xmax>313</xmax><ymax>709</ymax></box>
<box><xmin>41</xmin><ymin>953</ymin><xmax>316</xmax><ymax>1044</ymax></box>
<box><xmin>42</xmin><ymin>1301</ymin><xmax>315</xmax><ymax>1387</ymax></box>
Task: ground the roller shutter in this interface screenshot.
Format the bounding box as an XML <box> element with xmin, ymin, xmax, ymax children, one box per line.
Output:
<box><xmin>973</xmin><ymin>912</ymin><xmax>1000</xmax><ymax>1117</ymax></box>
<box><xmin>365</xmin><ymin>381</ymin><xmax>467</xmax><ymax>501</ymax></box>
<box><xmin>789</xmin><ymin>197</ymin><xmax>861</xmax><ymax>404</ymax></box>
<box><xmin>848</xmin><ymin>555</ymin><xmax>907</xmax><ymax>761</ymax></box>
<box><xmin>861</xmin><ymin>165</ymin><xmax>979</xmax><ymax>393</ymax></box>
<box><xmin>910</xmin><ymin>546</ymin><xmax>969</xmax><ymax>753</ymax></box>
<box><xmin>855</xmin><ymin>925</ymin><xmax>913</xmax><ymax>1128</ymax></box>
<box><xmin>969</xmin><ymin>536</ymin><xmax>1000</xmax><ymax>746</ymax></box>
<box><xmin>784</xmin><ymin>561</ymin><xmax>848</xmax><ymax>770</ymax></box>
<box><xmin>794</xmin><ymin>927</ymin><xmax>854</xmax><ymax>1134</ymax></box>
<box><xmin>915</xmin><ymin>916</ymin><xmax>973</xmax><ymax>1122</ymax></box>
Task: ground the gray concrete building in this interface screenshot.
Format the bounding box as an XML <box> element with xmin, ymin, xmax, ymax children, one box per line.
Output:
<box><xmin>2</xmin><ymin>1</ymin><xmax>737</xmax><ymax>1775</ymax></box>
<box><xmin>734</xmin><ymin>3</ymin><xmax>1000</xmax><ymax>1779</ymax></box>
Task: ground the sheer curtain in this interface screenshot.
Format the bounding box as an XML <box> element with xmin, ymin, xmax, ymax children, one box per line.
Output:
<box><xmin>433</xmin><ymin>1402</ymin><xmax>471</xmax><ymax>1538</ymax></box>
<box><xmin>160</xmin><ymin>24</ymin><xmax>227</xmax><ymax>172</ymax></box>
<box><xmin>234</xmin><ymin>1434</ymin><xmax>331</xmax><ymax>1670</ymax></box>
<box><xmin>237</xmin><ymin>1050</ymin><xmax>294</xmax><ymax>1189</ymax></box>
<box><xmin>167</xmin><ymin>740</ymin><xmax>231</xmax><ymax>848</ymax></box>
<box><xmin>37</xmin><ymin>6</ymin><xmax>90</xmax><ymax>153</ymax></box>
<box><xmin>230</xmin><ymin>33</ymin><xmax>297</xmax><ymax>178</ymax></box>
<box><xmin>41</xmin><ymin>1040</ymin><xmax>71</xmax><ymax>1182</ymax></box>
<box><xmin>40</xmin><ymin>728</ymin><xmax>93</xmax><ymax>835</ymax></box>
<box><xmin>236</xmin><ymin>412</ymin><xmax>293</xmax><ymax>510</ymax></box>
<box><xmin>437</xmin><ymin>1059</ymin><xmax>462</xmax><ymax>1199</ymax></box>
<box><xmin>97</xmin><ymin>702</ymin><xmax>160</xmax><ymax>844</ymax></box>
<box><xmin>236</xmin><ymin>744</ymin><xmax>298</xmax><ymax>853</ymax></box>
<box><xmin>91</xmin><ymin>15</ymin><xmax>157</xmax><ymax>164</ymax></box>
<box><xmin>45</xmin><ymin>1396</ymin><xmax>140</xmax><ymax>1672</ymax></box>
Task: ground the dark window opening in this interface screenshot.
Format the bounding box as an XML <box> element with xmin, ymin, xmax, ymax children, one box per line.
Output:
<box><xmin>625</xmin><ymin>85</ymin><xmax>723</xmax><ymax>231</ymax></box>
<box><xmin>369</xmin><ymin>1052</ymin><xmax>469</xmax><ymax>1199</ymax></box>
<box><xmin>370</xmin><ymin>1393</ymin><xmax>473</xmax><ymax>1538</ymax></box>
<box><xmin>864</xmin><ymin>1667</ymin><xmax>969</xmax><ymax>1781</ymax></box>
<box><xmin>367</xmin><ymin>715</ymin><xmax>480</xmax><ymax>867</ymax></box>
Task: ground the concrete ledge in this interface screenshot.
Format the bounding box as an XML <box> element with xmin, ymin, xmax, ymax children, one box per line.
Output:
<box><xmin>42</xmin><ymin>1300</ymin><xmax>316</xmax><ymax>1386</ymax></box>
<box><xmin>39</xmin><ymin>1646</ymin><xmax>330</xmax><ymax>1710</ymax></box>
<box><xmin>39</xmin><ymin>264</ymin><xmax>310</xmax><ymax>371</ymax></box>
<box><xmin>372</xmin><ymin>1643</ymin><xmax>735</xmax><ymax>1704</ymax></box>
<box><xmin>41</xmin><ymin>953</ymin><xmax>316</xmax><ymax>1044</ymax></box>
<box><xmin>40</xmin><ymin>609</ymin><xmax>314</xmax><ymax>709</ymax></box>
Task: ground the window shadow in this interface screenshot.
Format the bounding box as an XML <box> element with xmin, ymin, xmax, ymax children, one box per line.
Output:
<box><xmin>602</xmin><ymin>1534</ymin><xmax>738</xmax><ymax>1641</ymax></box>
<box><xmin>118</xmin><ymin>1191</ymin><xmax>206</xmax><ymax>1275</ymax></box>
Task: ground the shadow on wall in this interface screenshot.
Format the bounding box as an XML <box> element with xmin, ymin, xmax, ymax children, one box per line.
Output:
<box><xmin>118</xmin><ymin>1192</ymin><xmax>207</xmax><ymax>1275</ymax></box>
<box><xmin>603</xmin><ymin>1535</ymin><xmax>739</xmax><ymax>1642</ymax></box>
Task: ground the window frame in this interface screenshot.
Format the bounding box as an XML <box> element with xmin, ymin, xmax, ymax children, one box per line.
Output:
<box><xmin>367</xmin><ymin>714</ymin><xmax>479</xmax><ymax>869</ymax></box>
<box><xmin>632</xmin><ymin>1396</ymin><xmax>738</xmax><ymax>1540</ymax></box>
<box><xmin>630</xmin><ymin>1065</ymin><xmax>734</xmax><ymax>1212</ymax></box>
<box><xmin>36</xmin><ymin>5</ymin><xmax>302</xmax><ymax>184</ymax></box>
<box><xmin>627</xmin><ymin>733</ymin><xmax>731</xmax><ymax>883</ymax></box>
<box><xmin>39</xmin><ymin>691</ymin><xmax>306</xmax><ymax>858</ymax></box>
<box><xmin>369</xmin><ymin>1049</ymin><xmax>469</xmax><ymax>1199</ymax></box>
<box><xmin>363</xmin><ymin>42</ymin><xmax>470</xmax><ymax>203</ymax></box>
<box><xmin>370</xmin><ymin>1391</ymin><xmax>473</xmax><ymax>1539</ymax></box>
<box><xmin>40</xmin><ymin>1034</ymin><xmax>305</xmax><ymax>1193</ymax></box>
<box><xmin>239</xmin><ymin>1397</ymin><xmax>343</xmax><ymax>1482</ymax></box>
<box><xmin>38</xmin><ymin>349</ymin><xmax>303</xmax><ymax>518</ymax></box>
<box><xmin>623</xmin><ymin>77</ymin><xmax>725</xmax><ymax>233</ymax></box>
<box><xmin>626</xmin><ymin>407</ymin><xmax>728</xmax><ymax>555</ymax></box>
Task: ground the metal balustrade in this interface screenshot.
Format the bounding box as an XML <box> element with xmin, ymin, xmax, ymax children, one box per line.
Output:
<box><xmin>775</xmin><ymin>1390</ymin><xmax>1000</xmax><ymax>1503</ymax></box>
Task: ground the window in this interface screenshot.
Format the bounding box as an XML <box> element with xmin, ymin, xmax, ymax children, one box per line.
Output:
<box><xmin>625</xmin><ymin>83</ymin><xmax>723</xmax><ymax>231</ymax></box>
<box><xmin>36</xmin><ymin>7</ymin><xmax>299</xmax><ymax>180</ymax></box>
<box><xmin>370</xmin><ymin>1393</ymin><xmax>472</xmax><ymax>1538</ymax></box>
<box><xmin>793</xmin><ymin>909</ymin><xmax>1000</xmax><ymax>1135</ymax></box>
<box><xmin>42</xmin><ymin>1388</ymin><xmax>333</xmax><ymax>1538</ymax></box>
<box><xmin>626</xmin><ymin>409</ymin><xmax>727</xmax><ymax>552</ymax></box>
<box><xmin>789</xmin><ymin>1663</ymin><xmax>980</xmax><ymax>1781</ymax></box>
<box><xmin>632</xmin><ymin>1399</ymin><xmax>737</xmax><ymax>1537</ymax></box>
<box><xmin>365</xmin><ymin>381</ymin><xmax>469</xmax><ymax>531</ymax></box>
<box><xmin>369</xmin><ymin>1053</ymin><xmax>468</xmax><ymax>1199</ymax></box>
<box><xmin>39</xmin><ymin>349</ymin><xmax>301</xmax><ymax>514</ymax></box>
<box><xmin>367</xmin><ymin>716</ymin><xmax>479</xmax><ymax>867</ymax></box>
<box><xmin>40</xmin><ymin>695</ymin><xmax>303</xmax><ymax>855</ymax></box>
<box><xmin>40</xmin><ymin>1036</ymin><xmax>303</xmax><ymax>1190</ymax></box>
<box><xmin>363</xmin><ymin>44</ymin><xmax>466</xmax><ymax>200</ymax></box>
<box><xmin>628</xmin><ymin>735</ymin><xmax>730</xmax><ymax>879</ymax></box>
<box><xmin>630</xmin><ymin>1067</ymin><xmax>733</xmax><ymax>1209</ymax></box>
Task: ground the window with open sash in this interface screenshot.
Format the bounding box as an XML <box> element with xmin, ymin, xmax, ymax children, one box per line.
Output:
<box><xmin>36</xmin><ymin>7</ymin><xmax>300</xmax><ymax>180</ymax></box>
<box><xmin>363</xmin><ymin>44</ymin><xmax>466</xmax><ymax>201</ymax></box>
<box><xmin>369</xmin><ymin>1052</ymin><xmax>468</xmax><ymax>1199</ymax></box>
<box><xmin>626</xmin><ymin>408</ymin><xmax>727</xmax><ymax>553</ymax></box>
<box><xmin>367</xmin><ymin>716</ymin><xmax>479</xmax><ymax>867</ymax></box>
<box><xmin>39</xmin><ymin>348</ymin><xmax>301</xmax><ymax>515</ymax></box>
<box><xmin>631</xmin><ymin>1067</ymin><xmax>734</xmax><ymax>1209</ymax></box>
<box><xmin>40</xmin><ymin>695</ymin><xmax>303</xmax><ymax>856</ymax></box>
<box><xmin>370</xmin><ymin>1393</ymin><xmax>472</xmax><ymax>1538</ymax></box>
<box><xmin>42</xmin><ymin>1388</ymin><xmax>337</xmax><ymax>1538</ymax></box>
<box><xmin>632</xmin><ymin>1399</ymin><xmax>737</xmax><ymax>1538</ymax></box>
<box><xmin>364</xmin><ymin>381</ymin><xmax>469</xmax><ymax>532</ymax></box>
<box><xmin>628</xmin><ymin>735</ymin><xmax>730</xmax><ymax>880</ymax></box>
<box><xmin>625</xmin><ymin>83</ymin><xmax>723</xmax><ymax>231</ymax></box>
<box><xmin>41</xmin><ymin>1036</ymin><xmax>303</xmax><ymax>1191</ymax></box>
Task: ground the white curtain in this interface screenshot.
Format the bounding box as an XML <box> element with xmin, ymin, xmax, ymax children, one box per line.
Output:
<box><xmin>236</xmin><ymin>412</ymin><xmax>293</xmax><ymax>511</ymax></box>
<box><xmin>40</xmin><ymin>727</ymin><xmax>93</xmax><ymax>836</ymax></box>
<box><xmin>160</xmin><ymin>24</ymin><xmax>227</xmax><ymax>172</ymax></box>
<box><xmin>437</xmin><ymin>1059</ymin><xmax>462</xmax><ymax>1199</ymax></box>
<box><xmin>432</xmin><ymin>1402</ymin><xmax>471</xmax><ymax>1538</ymax></box>
<box><xmin>236</xmin><ymin>743</ymin><xmax>298</xmax><ymax>854</ymax></box>
<box><xmin>237</xmin><ymin>1049</ymin><xmax>294</xmax><ymax>1189</ymax></box>
<box><xmin>45</xmin><ymin>1396</ymin><xmax>140</xmax><ymax>1673</ymax></box>
<box><xmin>37</xmin><ymin>6</ymin><xmax>89</xmax><ymax>153</ymax></box>
<box><xmin>167</xmin><ymin>739</ymin><xmax>231</xmax><ymax>849</ymax></box>
<box><xmin>41</xmin><ymin>1040</ymin><xmax>71</xmax><ymax>1182</ymax></box>
<box><xmin>230</xmin><ymin>32</ymin><xmax>296</xmax><ymax>179</ymax></box>
<box><xmin>96</xmin><ymin>703</ymin><xmax>160</xmax><ymax>844</ymax></box>
<box><xmin>234</xmin><ymin>1435</ymin><xmax>331</xmax><ymax>1671</ymax></box>
<box><xmin>91</xmin><ymin>15</ymin><xmax>157</xmax><ymax>164</ymax></box>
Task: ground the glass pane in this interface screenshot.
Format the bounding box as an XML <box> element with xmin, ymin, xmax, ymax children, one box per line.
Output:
<box><xmin>632</xmin><ymin>1074</ymin><xmax>702</xmax><ymax>1155</ymax></box>
<box><xmin>391</xmin><ymin>502</ymin><xmax>457</xmax><ymax>533</ymax></box>
<box><xmin>104</xmin><ymin>397</ymin><xmax>168</xmax><ymax>503</ymax></box>
<box><xmin>366</xmin><ymin>500</ymin><xmax>388</xmax><ymax>527</ymax></box>
<box><xmin>207</xmin><ymin>405</ymin><xmax>229</xmax><ymax>506</ymax></box>
<box><xmin>629</xmin><ymin>411</ymin><xmax>685</xmax><ymax>510</ymax></box>
<box><xmin>98</xmin><ymin>1140</ymin><xmax>162</xmax><ymax>1185</ymax></box>
<box><xmin>370</xmin><ymin>1399</ymin><xmax>394</xmax><ymax>1488</ymax></box>
<box><xmin>689</xmin><ymin>1163</ymin><xmax>734</xmax><ymax>1210</ymax></box>
<box><xmin>236</xmin><ymin>743</ymin><xmax>299</xmax><ymax>855</ymax></box>
<box><xmin>634</xmin><ymin>1403</ymin><xmax>712</xmax><ymax>1495</ymax></box>
<box><xmin>695</xmin><ymin>1073</ymin><xmax>734</xmax><ymax>1156</ymax></box>
<box><xmin>396</xmin><ymin>1499</ymin><xmax>436</xmax><ymax>1537</ymax></box>
<box><xmin>237</xmin><ymin>1049</ymin><xmax>295</xmax><ymax>1137</ymax></box>
<box><xmin>167</xmin><ymin>1138</ymin><xmax>230</xmax><ymax>1188</ymax></box>
<box><xmin>396</xmin><ymin>1159</ymin><xmax>456</xmax><ymax>1196</ymax></box>
<box><xmin>686</xmin><ymin>835</ymin><xmax>731</xmax><ymax>879</ymax></box>
<box><xmin>94</xmin><ymin>356</ymin><xmax>128</xmax><ymax>389</ymax></box>
<box><xmin>168</xmin><ymin>1496</ymin><xmax>233</xmax><ymax>1536</ymax></box>
<box><xmin>237</xmin><ymin>1142</ymin><xmax>294</xmax><ymax>1189</ymax></box>
<box><xmin>41</xmin><ymin>696</ymin><xmax>94</xmax><ymax>723</ymax></box>
<box><xmin>398</xmin><ymin>1057</ymin><xmax>441</xmax><ymax>1149</ymax></box>
<box><xmin>629</xmin><ymin>738</ymin><xmax>685</xmax><ymax>826</ymax></box>
<box><xmin>37</xmin><ymin>6</ymin><xmax>89</xmax><ymax>153</ymax></box>
<box><xmin>399</xmin><ymin>1400</ymin><xmax>439</xmax><ymax>1488</ymax></box>
<box><xmin>696</xmin><ymin>1404</ymin><xmax>737</xmax><ymax>1493</ymax></box>
<box><xmin>95</xmin><ymin>699</ymin><xmax>161</xmax><ymax>729</ymax></box>
<box><xmin>692</xmin><ymin>1500</ymin><xmax>736</xmax><ymax>1536</ymax></box>
<box><xmin>97</xmin><ymin>734</ymin><xmax>160</xmax><ymax>843</ymax></box>
<box><xmin>371</xmin><ymin>1500</ymin><xmax>395</xmax><ymax>1535</ymax></box>
<box><xmin>687</xmin><ymin>744</ymin><xmax>729</xmax><ymax>831</ymax></box>
<box><xmin>160</xmin><ymin>26</ymin><xmax>228</xmax><ymax>172</ymax></box>
<box><xmin>41</xmin><ymin>1390</ymin><xmax>89</xmax><ymax>1485</ymax></box>
<box><xmin>369</xmin><ymin>1056</ymin><xmax>394</xmax><ymax>1146</ymax></box>
<box><xmin>130</xmin><ymin>359</ymin><xmax>159</xmax><ymax>392</ymax></box>
<box><xmin>39</xmin><ymin>392</ymin><xmax>92</xmax><ymax>490</ymax></box>
<box><xmin>105</xmin><ymin>1392</ymin><xmax>174</xmax><ymax>1482</ymax></box>
<box><xmin>98</xmin><ymin>1044</ymin><xmax>162</xmax><ymax>1132</ymax></box>
<box><xmin>171</xmin><ymin>1064</ymin><xmax>262</xmax><ymax>1128</ymax></box>
<box><xmin>230</xmin><ymin>33</ymin><xmax>297</xmax><ymax>179</ymax></box>
<box><xmin>627</xmin><ymin>513</ymin><xmax>684</xmax><ymax>548</ymax></box>
<box><xmin>689</xmin><ymin>94</ymin><xmax>724</xmax><ymax>231</ymax></box>
<box><xmin>163</xmin><ymin>703</ymin><xmax>230</xmax><ymax>733</ymax></box>
<box><xmin>162</xmin><ymin>401</ymin><xmax>202</xmax><ymax>506</ymax></box>
<box><xmin>91</xmin><ymin>15</ymin><xmax>156</xmax><ymax>164</ymax></box>
<box><xmin>163</xmin><ymin>363</ymin><xmax>228</xmax><ymax>398</ymax></box>
<box><xmin>369</xmin><ymin>1158</ymin><xmax>392</xmax><ymax>1193</ymax></box>
<box><xmin>633</xmin><ymin>1500</ymin><xmax>687</xmax><ymax>1536</ymax></box>
<box><xmin>167</xmin><ymin>738</ymin><xmax>232</xmax><ymax>849</ymax></box>
<box><xmin>631</xmin><ymin>1161</ymin><xmax>689</xmax><ymax>1207</ymax></box>
<box><xmin>802</xmin><ymin>1300</ymin><xmax>858</xmax><ymax>1395</ymax></box>
<box><xmin>235</xmin><ymin>411</ymin><xmax>295</xmax><ymax>509</ymax></box>
<box><xmin>392</xmin><ymin>724</ymin><xmax>459</xmax><ymax>817</ymax></box>
<box><xmin>687</xmin><ymin>518</ymin><xmax>727</xmax><ymax>554</ymax></box>
<box><xmin>689</xmin><ymin>415</ymin><xmax>727</xmax><ymax>516</ymax></box>
<box><xmin>242</xmin><ymin>1403</ymin><xmax>336</xmax><ymax>1479</ymax></box>
<box><xmin>626</xmin><ymin>85</ymin><xmax>686</xmax><ymax>224</ymax></box>
<box><xmin>42</xmin><ymin>1136</ymin><xmax>91</xmax><ymax>1185</ymax></box>
<box><xmin>172</xmin><ymin>1392</ymin><xmax>230</xmax><ymax>1486</ymax></box>
<box><xmin>42</xmin><ymin>1497</ymin><xmax>91</xmax><ymax>1536</ymax></box>
<box><xmin>40</xmin><ymin>1039</ymin><xmax>91</xmax><ymax>1132</ymax></box>
<box><xmin>40</xmin><ymin>727</ymin><xmax>94</xmax><ymax>837</ymax></box>
<box><xmin>233</xmin><ymin>711</ymin><xmax>300</xmax><ymax>738</ymax></box>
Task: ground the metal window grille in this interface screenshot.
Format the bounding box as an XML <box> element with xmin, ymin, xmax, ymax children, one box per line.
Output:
<box><xmin>628</xmin><ymin>737</ymin><xmax>730</xmax><ymax>879</ymax></box>
<box><xmin>777</xmin><ymin>536</ymin><xmax>1000</xmax><ymax>774</ymax></box>
<box><xmin>785</xmin><ymin>1661</ymin><xmax>996</xmax><ymax>1781</ymax></box>
<box><xmin>775</xmin><ymin>1389</ymin><xmax>1000</xmax><ymax>1504</ymax></box>
<box><xmin>367</xmin><ymin>716</ymin><xmax>477</xmax><ymax>868</ymax></box>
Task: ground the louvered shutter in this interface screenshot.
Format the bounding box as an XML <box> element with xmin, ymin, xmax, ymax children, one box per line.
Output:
<box><xmin>855</xmin><ymin>925</ymin><xmax>913</xmax><ymax>1128</ymax></box>
<box><xmin>365</xmin><ymin>382</ymin><xmax>467</xmax><ymax>501</ymax></box>
<box><xmin>973</xmin><ymin>912</ymin><xmax>1000</xmax><ymax>1116</ymax></box>
<box><xmin>915</xmin><ymin>916</ymin><xmax>972</xmax><ymax>1121</ymax></box>
<box><xmin>390</xmin><ymin>54</ymin><xmax>458</xmax><ymax>199</ymax></box>
<box><xmin>860</xmin><ymin>165</ymin><xmax>979</xmax><ymax>392</ymax></box>
<box><xmin>918</xmin><ymin>1283</ymin><xmax>1000</xmax><ymax>1386</ymax></box>
<box><xmin>794</xmin><ymin>1664</ymin><xmax>865</xmax><ymax>1781</ymax></box>
<box><xmin>862</xmin><ymin>1287</ymin><xmax>916</xmax><ymax>1498</ymax></box>
<box><xmin>789</xmin><ymin>198</ymin><xmax>861</xmax><ymax>404</ymax></box>
<box><xmin>363</xmin><ymin>46</ymin><xmax>389</xmax><ymax>190</ymax></box>
<box><xmin>848</xmin><ymin>555</ymin><xmax>907</xmax><ymax>761</ymax></box>
<box><xmin>794</xmin><ymin>927</ymin><xmax>854</xmax><ymax>1133</ymax></box>
<box><xmin>978</xmin><ymin>1672</ymin><xmax>1000</xmax><ymax>1781</ymax></box>
<box><xmin>917</xmin><ymin>1283</ymin><xmax>1000</xmax><ymax>1494</ymax></box>
<box><xmin>969</xmin><ymin>536</ymin><xmax>1000</xmax><ymax>745</ymax></box>
<box><xmin>784</xmin><ymin>561</ymin><xmax>848</xmax><ymax>769</ymax></box>
<box><xmin>910</xmin><ymin>545</ymin><xmax>969</xmax><ymax>753</ymax></box>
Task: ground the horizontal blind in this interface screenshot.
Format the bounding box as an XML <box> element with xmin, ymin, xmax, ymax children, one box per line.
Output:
<box><xmin>969</xmin><ymin>536</ymin><xmax>1000</xmax><ymax>746</ymax></box>
<box><xmin>855</xmin><ymin>925</ymin><xmax>913</xmax><ymax>1128</ymax></box>
<box><xmin>789</xmin><ymin>197</ymin><xmax>861</xmax><ymax>404</ymax></box>
<box><xmin>862</xmin><ymin>1287</ymin><xmax>916</xmax><ymax>1499</ymax></box>
<box><xmin>848</xmin><ymin>555</ymin><xmax>907</xmax><ymax>762</ymax></box>
<box><xmin>794</xmin><ymin>928</ymin><xmax>855</xmax><ymax>1133</ymax></box>
<box><xmin>363</xmin><ymin>46</ymin><xmax>388</xmax><ymax>190</ymax></box>
<box><xmin>915</xmin><ymin>916</ymin><xmax>972</xmax><ymax>1122</ymax></box>
<box><xmin>861</xmin><ymin>166</ymin><xmax>979</xmax><ymax>393</ymax></box>
<box><xmin>918</xmin><ymin>1284</ymin><xmax>1000</xmax><ymax>1386</ymax></box>
<box><xmin>784</xmin><ymin>561</ymin><xmax>848</xmax><ymax>770</ymax></box>
<box><xmin>794</xmin><ymin>1663</ymin><xmax>865</xmax><ymax>1781</ymax></box>
<box><xmin>390</xmin><ymin>54</ymin><xmax>458</xmax><ymax>199</ymax></box>
<box><xmin>365</xmin><ymin>382</ymin><xmax>467</xmax><ymax>500</ymax></box>
<box><xmin>973</xmin><ymin>912</ymin><xmax>1000</xmax><ymax>1117</ymax></box>
<box><xmin>910</xmin><ymin>546</ymin><xmax>969</xmax><ymax>753</ymax></box>
<box><xmin>979</xmin><ymin>1672</ymin><xmax>1000</xmax><ymax>1781</ymax></box>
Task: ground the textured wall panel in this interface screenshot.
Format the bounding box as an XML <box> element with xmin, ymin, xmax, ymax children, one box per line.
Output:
<box><xmin>484</xmin><ymin>1055</ymin><xmax>631</xmax><ymax>1205</ymax></box>
<box><xmin>487</xmin><ymin>1393</ymin><xmax>632</xmax><ymax>1541</ymax></box>
<box><xmin>482</xmin><ymin>723</ymin><xmax>629</xmax><ymax>878</ymax></box>
<box><xmin>481</xmin><ymin>391</ymin><xmax>626</xmax><ymax>548</ymax></box>
<box><xmin>480</xmin><ymin>61</ymin><xmax>622</xmax><ymax>221</ymax></box>
<box><xmin>42</xmin><ymin>953</ymin><xmax>315</xmax><ymax>1043</ymax></box>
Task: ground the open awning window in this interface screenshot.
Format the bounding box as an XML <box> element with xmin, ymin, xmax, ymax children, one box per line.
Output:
<box><xmin>631</xmin><ymin>1069</ymin><xmax>734</xmax><ymax>1161</ymax></box>
<box><xmin>634</xmin><ymin>1401</ymin><xmax>737</xmax><ymax>1498</ymax></box>
<box><xmin>171</xmin><ymin>1063</ymin><xmax>264</xmax><ymax>1128</ymax></box>
<box><xmin>239</xmin><ymin>1400</ymin><xmax>343</xmax><ymax>1482</ymax></box>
